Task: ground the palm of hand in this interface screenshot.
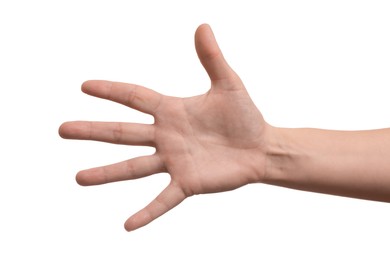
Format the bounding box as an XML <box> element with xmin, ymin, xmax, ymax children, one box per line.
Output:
<box><xmin>156</xmin><ymin>87</ymin><xmax>264</xmax><ymax>196</ymax></box>
<box><xmin>60</xmin><ymin>24</ymin><xmax>266</xmax><ymax>231</ymax></box>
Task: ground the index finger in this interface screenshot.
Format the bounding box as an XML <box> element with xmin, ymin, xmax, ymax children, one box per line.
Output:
<box><xmin>82</xmin><ymin>80</ymin><xmax>163</xmax><ymax>115</ymax></box>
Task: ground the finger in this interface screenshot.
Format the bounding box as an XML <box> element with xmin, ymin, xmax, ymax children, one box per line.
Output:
<box><xmin>76</xmin><ymin>154</ymin><xmax>164</xmax><ymax>186</ymax></box>
<box><xmin>81</xmin><ymin>80</ymin><xmax>163</xmax><ymax>115</ymax></box>
<box><xmin>124</xmin><ymin>181</ymin><xmax>186</xmax><ymax>232</ymax></box>
<box><xmin>59</xmin><ymin>121</ymin><xmax>154</xmax><ymax>146</ymax></box>
<box><xmin>195</xmin><ymin>24</ymin><xmax>239</xmax><ymax>84</ymax></box>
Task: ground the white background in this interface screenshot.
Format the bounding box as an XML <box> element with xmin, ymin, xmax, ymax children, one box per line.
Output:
<box><xmin>1</xmin><ymin>0</ymin><xmax>390</xmax><ymax>259</ymax></box>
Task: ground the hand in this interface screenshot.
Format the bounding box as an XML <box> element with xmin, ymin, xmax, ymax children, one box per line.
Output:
<box><xmin>59</xmin><ymin>24</ymin><xmax>269</xmax><ymax>231</ymax></box>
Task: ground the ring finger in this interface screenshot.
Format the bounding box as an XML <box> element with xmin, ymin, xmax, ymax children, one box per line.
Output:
<box><xmin>76</xmin><ymin>154</ymin><xmax>165</xmax><ymax>186</ymax></box>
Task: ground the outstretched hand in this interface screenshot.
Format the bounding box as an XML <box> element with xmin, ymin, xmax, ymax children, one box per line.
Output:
<box><xmin>59</xmin><ymin>24</ymin><xmax>269</xmax><ymax>231</ymax></box>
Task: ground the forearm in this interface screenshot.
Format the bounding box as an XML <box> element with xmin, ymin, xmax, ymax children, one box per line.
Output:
<box><xmin>263</xmin><ymin>126</ymin><xmax>390</xmax><ymax>202</ymax></box>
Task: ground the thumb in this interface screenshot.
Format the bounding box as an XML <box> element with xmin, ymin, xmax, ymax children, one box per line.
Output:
<box><xmin>195</xmin><ymin>24</ymin><xmax>238</xmax><ymax>83</ymax></box>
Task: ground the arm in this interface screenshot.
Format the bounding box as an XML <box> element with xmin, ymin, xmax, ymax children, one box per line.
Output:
<box><xmin>265</xmin><ymin>127</ymin><xmax>390</xmax><ymax>202</ymax></box>
<box><xmin>59</xmin><ymin>24</ymin><xmax>390</xmax><ymax>232</ymax></box>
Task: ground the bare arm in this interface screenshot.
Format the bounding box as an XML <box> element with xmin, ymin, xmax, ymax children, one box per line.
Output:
<box><xmin>264</xmin><ymin>127</ymin><xmax>390</xmax><ymax>202</ymax></box>
<box><xmin>59</xmin><ymin>24</ymin><xmax>390</xmax><ymax>232</ymax></box>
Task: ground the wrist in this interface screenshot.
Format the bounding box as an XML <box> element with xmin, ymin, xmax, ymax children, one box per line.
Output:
<box><xmin>261</xmin><ymin>126</ymin><xmax>301</xmax><ymax>186</ymax></box>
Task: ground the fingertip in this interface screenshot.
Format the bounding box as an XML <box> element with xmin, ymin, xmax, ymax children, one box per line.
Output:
<box><xmin>75</xmin><ymin>170</ymin><xmax>90</xmax><ymax>186</ymax></box>
<box><xmin>124</xmin><ymin>222</ymin><xmax>132</xmax><ymax>232</ymax></box>
<box><xmin>124</xmin><ymin>218</ymin><xmax>137</xmax><ymax>232</ymax></box>
<box><xmin>195</xmin><ymin>23</ymin><xmax>214</xmax><ymax>47</ymax></box>
<box><xmin>81</xmin><ymin>80</ymin><xmax>93</xmax><ymax>93</ymax></box>
<box><xmin>195</xmin><ymin>23</ymin><xmax>217</xmax><ymax>53</ymax></box>
<box><xmin>196</xmin><ymin>23</ymin><xmax>211</xmax><ymax>34</ymax></box>
<box><xmin>58</xmin><ymin>122</ymin><xmax>72</xmax><ymax>139</ymax></box>
<box><xmin>58</xmin><ymin>121</ymin><xmax>85</xmax><ymax>139</ymax></box>
<box><xmin>58</xmin><ymin>123</ymin><xmax>66</xmax><ymax>138</ymax></box>
<box><xmin>81</xmin><ymin>80</ymin><xmax>108</xmax><ymax>93</ymax></box>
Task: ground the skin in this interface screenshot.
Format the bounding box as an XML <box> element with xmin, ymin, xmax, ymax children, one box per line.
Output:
<box><xmin>59</xmin><ymin>24</ymin><xmax>390</xmax><ymax>232</ymax></box>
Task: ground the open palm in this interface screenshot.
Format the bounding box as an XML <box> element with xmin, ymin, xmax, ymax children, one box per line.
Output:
<box><xmin>60</xmin><ymin>24</ymin><xmax>268</xmax><ymax>231</ymax></box>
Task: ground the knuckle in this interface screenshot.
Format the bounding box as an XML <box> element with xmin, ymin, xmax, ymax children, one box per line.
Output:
<box><xmin>112</xmin><ymin>123</ymin><xmax>124</xmax><ymax>143</ymax></box>
<box><xmin>126</xmin><ymin>85</ymin><xmax>138</xmax><ymax>104</ymax></box>
<box><xmin>126</xmin><ymin>160</ymin><xmax>136</xmax><ymax>177</ymax></box>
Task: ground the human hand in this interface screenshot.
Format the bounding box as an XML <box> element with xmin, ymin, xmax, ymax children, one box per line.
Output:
<box><xmin>59</xmin><ymin>24</ymin><xmax>269</xmax><ymax>231</ymax></box>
